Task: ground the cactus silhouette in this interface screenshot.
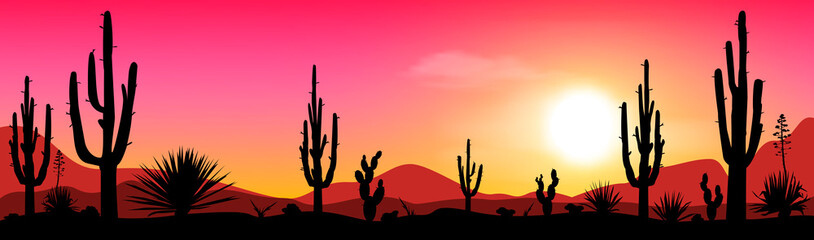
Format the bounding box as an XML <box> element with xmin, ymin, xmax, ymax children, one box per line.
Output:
<box><xmin>9</xmin><ymin>76</ymin><xmax>52</xmax><ymax>216</ymax></box>
<box><xmin>535</xmin><ymin>169</ymin><xmax>559</xmax><ymax>216</ymax></box>
<box><xmin>713</xmin><ymin>11</ymin><xmax>764</xmax><ymax>223</ymax></box>
<box><xmin>621</xmin><ymin>59</ymin><xmax>664</xmax><ymax>220</ymax></box>
<box><xmin>457</xmin><ymin>139</ymin><xmax>483</xmax><ymax>212</ymax></box>
<box><xmin>68</xmin><ymin>11</ymin><xmax>138</xmax><ymax>221</ymax></box>
<box><xmin>299</xmin><ymin>65</ymin><xmax>339</xmax><ymax>213</ymax></box>
<box><xmin>700</xmin><ymin>173</ymin><xmax>723</xmax><ymax>221</ymax></box>
<box><xmin>355</xmin><ymin>151</ymin><xmax>384</xmax><ymax>221</ymax></box>
<box><xmin>52</xmin><ymin>150</ymin><xmax>65</xmax><ymax>188</ymax></box>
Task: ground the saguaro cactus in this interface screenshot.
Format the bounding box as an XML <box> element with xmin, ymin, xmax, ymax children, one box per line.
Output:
<box><xmin>9</xmin><ymin>76</ymin><xmax>52</xmax><ymax>216</ymax></box>
<box><xmin>535</xmin><ymin>169</ymin><xmax>559</xmax><ymax>216</ymax></box>
<box><xmin>68</xmin><ymin>11</ymin><xmax>138</xmax><ymax>221</ymax></box>
<box><xmin>299</xmin><ymin>65</ymin><xmax>339</xmax><ymax>213</ymax></box>
<box><xmin>355</xmin><ymin>151</ymin><xmax>384</xmax><ymax>221</ymax></box>
<box><xmin>700</xmin><ymin>173</ymin><xmax>723</xmax><ymax>221</ymax></box>
<box><xmin>621</xmin><ymin>59</ymin><xmax>665</xmax><ymax>220</ymax></box>
<box><xmin>713</xmin><ymin>11</ymin><xmax>763</xmax><ymax>223</ymax></box>
<box><xmin>457</xmin><ymin>139</ymin><xmax>483</xmax><ymax>212</ymax></box>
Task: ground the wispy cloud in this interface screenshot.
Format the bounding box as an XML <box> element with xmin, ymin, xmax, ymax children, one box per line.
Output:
<box><xmin>408</xmin><ymin>51</ymin><xmax>544</xmax><ymax>88</ymax></box>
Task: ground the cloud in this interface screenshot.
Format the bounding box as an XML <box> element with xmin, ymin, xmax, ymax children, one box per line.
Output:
<box><xmin>408</xmin><ymin>51</ymin><xmax>544</xmax><ymax>88</ymax></box>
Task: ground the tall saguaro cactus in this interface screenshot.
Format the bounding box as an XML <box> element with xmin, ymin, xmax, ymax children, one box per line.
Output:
<box><xmin>68</xmin><ymin>11</ymin><xmax>138</xmax><ymax>221</ymax></box>
<box><xmin>713</xmin><ymin>11</ymin><xmax>763</xmax><ymax>223</ymax></box>
<box><xmin>355</xmin><ymin>151</ymin><xmax>384</xmax><ymax>221</ymax></box>
<box><xmin>299</xmin><ymin>65</ymin><xmax>339</xmax><ymax>213</ymax></box>
<box><xmin>621</xmin><ymin>59</ymin><xmax>664</xmax><ymax>220</ymax></box>
<box><xmin>10</xmin><ymin>77</ymin><xmax>52</xmax><ymax>216</ymax></box>
<box><xmin>457</xmin><ymin>139</ymin><xmax>483</xmax><ymax>212</ymax></box>
<box><xmin>535</xmin><ymin>169</ymin><xmax>558</xmax><ymax>216</ymax></box>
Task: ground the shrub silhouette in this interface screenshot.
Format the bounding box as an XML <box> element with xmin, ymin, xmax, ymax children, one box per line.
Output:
<box><xmin>751</xmin><ymin>171</ymin><xmax>810</xmax><ymax>219</ymax></box>
<box><xmin>250</xmin><ymin>200</ymin><xmax>277</xmax><ymax>218</ymax></box>
<box><xmin>381</xmin><ymin>210</ymin><xmax>398</xmax><ymax>222</ymax></box>
<box><xmin>127</xmin><ymin>148</ymin><xmax>236</xmax><ymax>217</ymax></box>
<box><xmin>9</xmin><ymin>76</ymin><xmax>52</xmax><ymax>216</ymax></box>
<box><xmin>582</xmin><ymin>182</ymin><xmax>621</xmax><ymax>216</ymax></box>
<box><xmin>456</xmin><ymin>139</ymin><xmax>483</xmax><ymax>212</ymax></box>
<box><xmin>68</xmin><ymin>11</ymin><xmax>138</xmax><ymax>221</ymax></box>
<box><xmin>535</xmin><ymin>169</ymin><xmax>559</xmax><ymax>216</ymax></box>
<box><xmin>282</xmin><ymin>203</ymin><xmax>302</xmax><ymax>215</ymax></box>
<box><xmin>713</xmin><ymin>10</ymin><xmax>764</xmax><ymax>223</ymax></box>
<box><xmin>652</xmin><ymin>192</ymin><xmax>692</xmax><ymax>223</ymax></box>
<box><xmin>700</xmin><ymin>173</ymin><xmax>723</xmax><ymax>221</ymax></box>
<box><xmin>620</xmin><ymin>59</ymin><xmax>664</xmax><ymax>220</ymax></box>
<box><xmin>773</xmin><ymin>114</ymin><xmax>792</xmax><ymax>173</ymax></box>
<box><xmin>496</xmin><ymin>207</ymin><xmax>515</xmax><ymax>217</ymax></box>
<box><xmin>565</xmin><ymin>203</ymin><xmax>584</xmax><ymax>215</ymax></box>
<box><xmin>42</xmin><ymin>187</ymin><xmax>78</xmax><ymax>214</ymax></box>
<box><xmin>298</xmin><ymin>65</ymin><xmax>339</xmax><ymax>214</ymax></box>
<box><xmin>355</xmin><ymin>151</ymin><xmax>384</xmax><ymax>221</ymax></box>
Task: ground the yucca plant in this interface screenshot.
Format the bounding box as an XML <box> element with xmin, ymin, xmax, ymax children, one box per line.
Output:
<box><xmin>42</xmin><ymin>187</ymin><xmax>78</xmax><ymax>214</ymax></box>
<box><xmin>582</xmin><ymin>181</ymin><xmax>622</xmax><ymax>215</ymax></box>
<box><xmin>652</xmin><ymin>192</ymin><xmax>692</xmax><ymax>223</ymax></box>
<box><xmin>127</xmin><ymin>148</ymin><xmax>236</xmax><ymax>217</ymax></box>
<box><xmin>751</xmin><ymin>171</ymin><xmax>809</xmax><ymax>219</ymax></box>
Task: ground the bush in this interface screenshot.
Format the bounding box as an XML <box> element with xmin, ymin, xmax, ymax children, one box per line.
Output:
<box><xmin>127</xmin><ymin>148</ymin><xmax>236</xmax><ymax>217</ymax></box>
<box><xmin>751</xmin><ymin>171</ymin><xmax>810</xmax><ymax>219</ymax></box>
<box><xmin>652</xmin><ymin>192</ymin><xmax>692</xmax><ymax>223</ymax></box>
<box><xmin>42</xmin><ymin>187</ymin><xmax>78</xmax><ymax>214</ymax></box>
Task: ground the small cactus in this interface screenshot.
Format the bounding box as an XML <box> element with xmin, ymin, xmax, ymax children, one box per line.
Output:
<box><xmin>700</xmin><ymin>173</ymin><xmax>723</xmax><ymax>221</ymax></box>
<box><xmin>355</xmin><ymin>151</ymin><xmax>384</xmax><ymax>221</ymax></box>
<box><xmin>535</xmin><ymin>169</ymin><xmax>559</xmax><ymax>216</ymax></box>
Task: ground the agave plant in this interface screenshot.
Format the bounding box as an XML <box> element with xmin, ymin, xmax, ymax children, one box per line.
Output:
<box><xmin>652</xmin><ymin>192</ymin><xmax>692</xmax><ymax>223</ymax></box>
<box><xmin>127</xmin><ymin>148</ymin><xmax>236</xmax><ymax>217</ymax></box>
<box><xmin>582</xmin><ymin>181</ymin><xmax>622</xmax><ymax>215</ymax></box>
<box><xmin>42</xmin><ymin>187</ymin><xmax>78</xmax><ymax>214</ymax></box>
<box><xmin>751</xmin><ymin>171</ymin><xmax>810</xmax><ymax>219</ymax></box>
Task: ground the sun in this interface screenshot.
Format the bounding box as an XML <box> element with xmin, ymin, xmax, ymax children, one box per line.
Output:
<box><xmin>546</xmin><ymin>90</ymin><xmax>616</xmax><ymax>165</ymax></box>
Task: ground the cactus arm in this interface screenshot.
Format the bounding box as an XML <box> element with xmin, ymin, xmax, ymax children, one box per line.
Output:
<box><xmin>713</xmin><ymin>186</ymin><xmax>723</xmax><ymax>206</ymax></box>
<box><xmin>10</xmin><ymin>114</ymin><xmax>25</xmax><ymax>184</ymax></box>
<box><xmin>69</xmin><ymin>71</ymin><xmax>102</xmax><ymax>166</ymax></box>
<box><xmin>372</xmin><ymin>180</ymin><xmax>385</xmax><ymax>205</ymax></box>
<box><xmin>701</xmin><ymin>173</ymin><xmax>714</xmax><ymax>205</ymax></box>
<box><xmin>744</xmin><ymin>79</ymin><xmax>763</xmax><ymax>166</ymax></box>
<box><xmin>649</xmin><ymin>110</ymin><xmax>663</xmax><ymax>186</ymax></box>
<box><xmin>457</xmin><ymin>156</ymin><xmax>468</xmax><ymax>195</ymax></box>
<box><xmin>713</xmin><ymin>69</ymin><xmax>733</xmax><ymax>164</ymax></box>
<box><xmin>33</xmin><ymin>105</ymin><xmax>51</xmax><ymax>185</ymax></box>
<box><xmin>546</xmin><ymin>169</ymin><xmax>559</xmax><ymax>200</ymax></box>
<box><xmin>370</xmin><ymin>151</ymin><xmax>381</xmax><ymax>170</ymax></box>
<box><xmin>471</xmin><ymin>164</ymin><xmax>482</xmax><ymax>196</ymax></box>
<box><xmin>322</xmin><ymin>113</ymin><xmax>338</xmax><ymax>188</ymax></box>
<box><xmin>300</xmin><ymin>120</ymin><xmax>314</xmax><ymax>186</ymax></box>
<box><xmin>86</xmin><ymin>52</ymin><xmax>104</xmax><ymax>112</ymax></box>
<box><xmin>620</xmin><ymin>103</ymin><xmax>639</xmax><ymax>188</ymax></box>
<box><xmin>111</xmin><ymin>63</ymin><xmax>137</xmax><ymax>164</ymax></box>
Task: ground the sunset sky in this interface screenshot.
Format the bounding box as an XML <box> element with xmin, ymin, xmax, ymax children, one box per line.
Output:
<box><xmin>1</xmin><ymin>0</ymin><xmax>813</xmax><ymax>198</ymax></box>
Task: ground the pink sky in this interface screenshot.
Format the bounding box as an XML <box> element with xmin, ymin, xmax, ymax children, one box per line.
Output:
<box><xmin>2</xmin><ymin>0</ymin><xmax>814</xmax><ymax>198</ymax></box>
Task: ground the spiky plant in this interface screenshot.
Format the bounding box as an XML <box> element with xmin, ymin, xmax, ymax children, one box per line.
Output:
<box><xmin>582</xmin><ymin>182</ymin><xmax>622</xmax><ymax>215</ymax></box>
<box><xmin>399</xmin><ymin>197</ymin><xmax>415</xmax><ymax>216</ymax></box>
<box><xmin>127</xmin><ymin>148</ymin><xmax>236</xmax><ymax>217</ymax></box>
<box><xmin>42</xmin><ymin>187</ymin><xmax>78</xmax><ymax>214</ymax></box>
<box><xmin>751</xmin><ymin>171</ymin><xmax>809</xmax><ymax>219</ymax></box>
<box><xmin>652</xmin><ymin>192</ymin><xmax>692</xmax><ymax>223</ymax></box>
